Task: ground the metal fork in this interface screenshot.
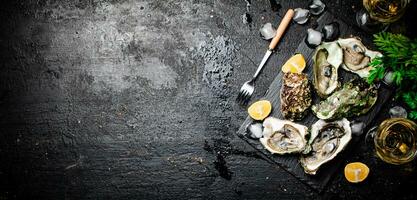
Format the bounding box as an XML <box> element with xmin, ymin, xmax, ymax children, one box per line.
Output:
<box><xmin>236</xmin><ymin>9</ymin><xmax>294</xmax><ymax>105</ymax></box>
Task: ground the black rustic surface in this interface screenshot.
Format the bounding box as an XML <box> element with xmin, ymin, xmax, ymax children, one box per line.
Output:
<box><xmin>237</xmin><ymin>11</ymin><xmax>393</xmax><ymax>191</ymax></box>
<box><xmin>1</xmin><ymin>0</ymin><xmax>417</xmax><ymax>199</ymax></box>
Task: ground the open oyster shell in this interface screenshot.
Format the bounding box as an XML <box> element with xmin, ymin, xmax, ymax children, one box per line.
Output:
<box><xmin>280</xmin><ymin>72</ymin><xmax>312</xmax><ymax>121</ymax></box>
<box><xmin>260</xmin><ymin>117</ymin><xmax>309</xmax><ymax>154</ymax></box>
<box><xmin>337</xmin><ymin>38</ymin><xmax>382</xmax><ymax>78</ymax></box>
<box><xmin>313</xmin><ymin>42</ymin><xmax>343</xmax><ymax>98</ymax></box>
<box><xmin>312</xmin><ymin>79</ymin><xmax>378</xmax><ymax>120</ymax></box>
<box><xmin>300</xmin><ymin>118</ymin><xmax>352</xmax><ymax>175</ymax></box>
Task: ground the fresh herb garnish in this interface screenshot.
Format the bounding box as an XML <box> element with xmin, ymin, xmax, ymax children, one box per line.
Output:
<box><xmin>368</xmin><ymin>32</ymin><xmax>417</xmax><ymax>120</ymax></box>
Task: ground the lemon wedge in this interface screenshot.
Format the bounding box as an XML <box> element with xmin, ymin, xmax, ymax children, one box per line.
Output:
<box><xmin>248</xmin><ymin>100</ymin><xmax>272</xmax><ymax>121</ymax></box>
<box><xmin>282</xmin><ymin>54</ymin><xmax>306</xmax><ymax>73</ymax></box>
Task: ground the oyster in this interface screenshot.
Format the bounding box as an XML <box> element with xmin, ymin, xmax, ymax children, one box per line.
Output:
<box><xmin>313</xmin><ymin>42</ymin><xmax>343</xmax><ymax>98</ymax></box>
<box><xmin>337</xmin><ymin>38</ymin><xmax>382</xmax><ymax>78</ymax></box>
<box><xmin>280</xmin><ymin>72</ymin><xmax>312</xmax><ymax>121</ymax></box>
<box><xmin>260</xmin><ymin>117</ymin><xmax>309</xmax><ymax>154</ymax></box>
<box><xmin>312</xmin><ymin>79</ymin><xmax>378</xmax><ymax>120</ymax></box>
<box><xmin>300</xmin><ymin>118</ymin><xmax>352</xmax><ymax>175</ymax></box>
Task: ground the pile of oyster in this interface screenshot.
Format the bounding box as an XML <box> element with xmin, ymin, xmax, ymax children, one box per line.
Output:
<box><xmin>312</xmin><ymin>37</ymin><xmax>381</xmax><ymax>120</ymax></box>
<box><xmin>255</xmin><ymin>116</ymin><xmax>352</xmax><ymax>175</ymax></box>
<box><xmin>247</xmin><ymin>37</ymin><xmax>382</xmax><ymax>175</ymax></box>
<box><xmin>313</xmin><ymin>37</ymin><xmax>382</xmax><ymax>97</ymax></box>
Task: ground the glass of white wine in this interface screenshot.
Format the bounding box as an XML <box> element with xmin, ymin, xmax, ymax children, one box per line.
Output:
<box><xmin>356</xmin><ymin>0</ymin><xmax>412</xmax><ymax>32</ymax></box>
<box><xmin>371</xmin><ymin>118</ymin><xmax>417</xmax><ymax>165</ymax></box>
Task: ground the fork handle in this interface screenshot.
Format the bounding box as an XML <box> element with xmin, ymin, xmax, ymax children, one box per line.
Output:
<box><xmin>268</xmin><ymin>9</ymin><xmax>294</xmax><ymax>50</ymax></box>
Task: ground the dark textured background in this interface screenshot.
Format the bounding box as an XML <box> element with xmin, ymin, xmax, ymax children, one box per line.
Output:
<box><xmin>1</xmin><ymin>0</ymin><xmax>416</xmax><ymax>199</ymax></box>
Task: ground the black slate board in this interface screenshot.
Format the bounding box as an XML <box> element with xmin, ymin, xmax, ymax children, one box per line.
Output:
<box><xmin>237</xmin><ymin>12</ymin><xmax>393</xmax><ymax>191</ymax></box>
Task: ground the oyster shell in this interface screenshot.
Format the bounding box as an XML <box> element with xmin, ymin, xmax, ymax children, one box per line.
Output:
<box><xmin>337</xmin><ymin>38</ymin><xmax>382</xmax><ymax>78</ymax></box>
<box><xmin>260</xmin><ymin>117</ymin><xmax>309</xmax><ymax>154</ymax></box>
<box><xmin>300</xmin><ymin>118</ymin><xmax>352</xmax><ymax>175</ymax></box>
<box><xmin>313</xmin><ymin>42</ymin><xmax>343</xmax><ymax>98</ymax></box>
<box><xmin>280</xmin><ymin>72</ymin><xmax>312</xmax><ymax>121</ymax></box>
<box><xmin>312</xmin><ymin>79</ymin><xmax>378</xmax><ymax>120</ymax></box>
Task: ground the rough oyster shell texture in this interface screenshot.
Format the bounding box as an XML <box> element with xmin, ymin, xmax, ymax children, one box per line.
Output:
<box><xmin>313</xmin><ymin>42</ymin><xmax>343</xmax><ymax>98</ymax></box>
<box><xmin>312</xmin><ymin>79</ymin><xmax>378</xmax><ymax>120</ymax></box>
<box><xmin>260</xmin><ymin>117</ymin><xmax>309</xmax><ymax>154</ymax></box>
<box><xmin>280</xmin><ymin>72</ymin><xmax>312</xmax><ymax>121</ymax></box>
<box><xmin>300</xmin><ymin>118</ymin><xmax>352</xmax><ymax>175</ymax></box>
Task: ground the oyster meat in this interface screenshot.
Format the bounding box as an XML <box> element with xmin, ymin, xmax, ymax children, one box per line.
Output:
<box><xmin>260</xmin><ymin>117</ymin><xmax>309</xmax><ymax>154</ymax></box>
<box><xmin>337</xmin><ymin>38</ymin><xmax>382</xmax><ymax>78</ymax></box>
<box><xmin>313</xmin><ymin>42</ymin><xmax>343</xmax><ymax>98</ymax></box>
<box><xmin>280</xmin><ymin>72</ymin><xmax>312</xmax><ymax>121</ymax></box>
<box><xmin>301</xmin><ymin>118</ymin><xmax>352</xmax><ymax>175</ymax></box>
<box><xmin>312</xmin><ymin>79</ymin><xmax>378</xmax><ymax>120</ymax></box>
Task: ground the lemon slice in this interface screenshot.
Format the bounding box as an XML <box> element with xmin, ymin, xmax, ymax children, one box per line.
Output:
<box><xmin>282</xmin><ymin>54</ymin><xmax>306</xmax><ymax>73</ymax></box>
<box><xmin>248</xmin><ymin>100</ymin><xmax>272</xmax><ymax>121</ymax></box>
<box><xmin>344</xmin><ymin>162</ymin><xmax>370</xmax><ymax>183</ymax></box>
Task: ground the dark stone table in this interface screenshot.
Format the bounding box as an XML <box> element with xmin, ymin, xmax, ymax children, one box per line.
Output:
<box><xmin>1</xmin><ymin>0</ymin><xmax>416</xmax><ymax>199</ymax></box>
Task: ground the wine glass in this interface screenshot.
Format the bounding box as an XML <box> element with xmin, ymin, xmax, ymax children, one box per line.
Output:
<box><xmin>356</xmin><ymin>0</ymin><xmax>412</xmax><ymax>32</ymax></box>
<box><xmin>366</xmin><ymin>118</ymin><xmax>417</xmax><ymax>165</ymax></box>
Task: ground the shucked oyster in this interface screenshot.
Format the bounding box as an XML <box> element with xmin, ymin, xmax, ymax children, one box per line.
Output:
<box><xmin>337</xmin><ymin>38</ymin><xmax>382</xmax><ymax>78</ymax></box>
<box><xmin>280</xmin><ymin>72</ymin><xmax>312</xmax><ymax>121</ymax></box>
<box><xmin>301</xmin><ymin>118</ymin><xmax>352</xmax><ymax>175</ymax></box>
<box><xmin>313</xmin><ymin>42</ymin><xmax>343</xmax><ymax>98</ymax></box>
<box><xmin>313</xmin><ymin>38</ymin><xmax>382</xmax><ymax>98</ymax></box>
<box><xmin>312</xmin><ymin>79</ymin><xmax>378</xmax><ymax>120</ymax></box>
<box><xmin>260</xmin><ymin>117</ymin><xmax>309</xmax><ymax>154</ymax></box>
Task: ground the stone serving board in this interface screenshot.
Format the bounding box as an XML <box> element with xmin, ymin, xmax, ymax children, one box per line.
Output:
<box><xmin>236</xmin><ymin>11</ymin><xmax>393</xmax><ymax>192</ymax></box>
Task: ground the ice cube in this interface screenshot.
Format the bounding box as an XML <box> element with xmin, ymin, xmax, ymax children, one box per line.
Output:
<box><xmin>351</xmin><ymin>120</ymin><xmax>365</xmax><ymax>136</ymax></box>
<box><xmin>259</xmin><ymin>23</ymin><xmax>276</xmax><ymax>40</ymax></box>
<box><xmin>322</xmin><ymin>22</ymin><xmax>340</xmax><ymax>41</ymax></box>
<box><xmin>247</xmin><ymin>123</ymin><xmax>263</xmax><ymax>139</ymax></box>
<box><xmin>309</xmin><ymin>0</ymin><xmax>326</xmax><ymax>15</ymax></box>
<box><xmin>389</xmin><ymin>106</ymin><xmax>408</xmax><ymax>118</ymax></box>
<box><xmin>293</xmin><ymin>8</ymin><xmax>310</xmax><ymax>24</ymax></box>
<box><xmin>305</xmin><ymin>28</ymin><xmax>323</xmax><ymax>47</ymax></box>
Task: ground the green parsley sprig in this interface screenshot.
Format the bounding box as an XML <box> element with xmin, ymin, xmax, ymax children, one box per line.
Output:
<box><xmin>368</xmin><ymin>32</ymin><xmax>417</xmax><ymax>120</ymax></box>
